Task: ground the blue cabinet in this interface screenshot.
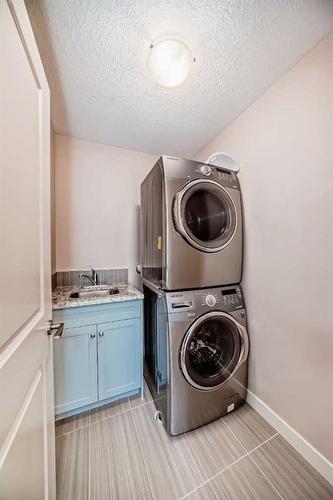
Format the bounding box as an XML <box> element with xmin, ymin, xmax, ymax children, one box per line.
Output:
<box><xmin>53</xmin><ymin>300</ymin><xmax>143</xmax><ymax>418</ymax></box>
<box><xmin>53</xmin><ymin>325</ymin><xmax>98</xmax><ymax>414</ymax></box>
<box><xmin>98</xmin><ymin>319</ymin><xmax>141</xmax><ymax>400</ymax></box>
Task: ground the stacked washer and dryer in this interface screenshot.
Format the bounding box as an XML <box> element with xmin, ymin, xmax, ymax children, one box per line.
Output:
<box><xmin>140</xmin><ymin>156</ymin><xmax>249</xmax><ymax>435</ymax></box>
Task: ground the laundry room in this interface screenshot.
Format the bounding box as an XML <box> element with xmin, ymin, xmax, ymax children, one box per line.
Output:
<box><xmin>1</xmin><ymin>1</ymin><xmax>333</xmax><ymax>499</ymax></box>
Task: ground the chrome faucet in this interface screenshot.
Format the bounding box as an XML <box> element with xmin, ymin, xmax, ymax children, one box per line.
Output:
<box><xmin>79</xmin><ymin>268</ymin><xmax>99</xmax><ymax>286</ymax></box>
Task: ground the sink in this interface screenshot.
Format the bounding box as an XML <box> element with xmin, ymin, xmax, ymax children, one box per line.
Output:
<box><xmin>69</xmin><ymin>287</ymin><xmax>120</xmax><ymax>299</ymax></box>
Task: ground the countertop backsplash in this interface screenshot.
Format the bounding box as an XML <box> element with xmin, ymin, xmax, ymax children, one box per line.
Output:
<box><xmin>51</xmin><ymin>268</ymin><xmax>128</xmax><ymax>290</ymax></box>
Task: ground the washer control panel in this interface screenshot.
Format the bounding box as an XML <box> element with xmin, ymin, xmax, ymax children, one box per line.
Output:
<box><xmin>167</xmin><ymin>291</ymin><xmax>195</xmax><ymax>313</ymax></box>
<box><xmin>221</xmin><ymin>287</ymin><xmax>243</xmax><ymax>308</ymax></box>
<box><xmin>205</xmin><ymin>294</ymin><xmax>216</xmax><ymax>307</ymax></box>
<box><xmin>200</xmin><ymin>292</ymin><xmax>220</xmax><ymax>307</ymax></box>
<box><xmin>166</xmin><ymin>286</ymin><xmax>244</xmax><ymax>314</ymax></box>
<box><xmin>197</xmin><ymin>286</ymin><xmax>243</xmax><ymax>312</ymax></box>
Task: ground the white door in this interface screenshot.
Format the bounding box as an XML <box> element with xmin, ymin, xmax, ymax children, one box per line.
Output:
<box><xmin>0</xmin><ymin>1</ymin><xmax>56</xmax><ymax>499</ymax></box>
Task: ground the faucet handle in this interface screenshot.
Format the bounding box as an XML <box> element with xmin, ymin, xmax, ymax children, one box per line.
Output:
<box><xmin>91</xmin><ymin>268</ymin><xmax>98</xmax><ymax>285</ymax></box>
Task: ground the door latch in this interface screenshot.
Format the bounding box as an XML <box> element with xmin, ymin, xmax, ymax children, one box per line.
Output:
<box><xmin>47</xmin><ymin>321</ymin><xmax>64</xmax><ymax>339</ymax></box>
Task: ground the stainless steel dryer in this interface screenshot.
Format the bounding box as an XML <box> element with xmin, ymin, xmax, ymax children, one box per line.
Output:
<box><xmin>140</xmin><ymin>156</ymin><xmax>243</xmax><ymax>290</ymax></box>
<box><xmin>143</xmin><ymin>283</ymin><xmax>249</xmax><ymax>435</ymax></box>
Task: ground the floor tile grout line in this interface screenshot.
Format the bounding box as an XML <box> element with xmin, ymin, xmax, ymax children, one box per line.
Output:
<box><xmin>221</xmin><ymin>416</ymin><xmax>253</xmax><ymax>454</ymax></box>
<box><xmin>131</xmin><ymin>395</ymin><xmax>164</xmax><ymax>410</ymax></box>
<box><xmin>134</xmin><ymin>399</ymin><xmax>218</xmax><ymax>500</ymax></box>
<box><xmin>56</xmin><ymin>407</ymin><xmax>131</xmax><ymax>437</ymax></box>
<box><xmin>55</xmin><ymin>395</ymin><xmax>162</xmax><ymax>438</ymax></box>
<box><xmin>221</xmin><ymin>418</ymin><xmax>285</xmax><ymax>500</ymax></box>
<box><xmin>248</xmin><ymin>443</ymin><xmax>286</xmax><ymax>500</ymax></box>
<box><xmin>70</xmin><ymin>399</ymin><xmax>150</xmax><ymax>500</ymax></box>
<box><xmin>179</xmin><ymin>432</ymin><xmax>279</xmax><ymax>500</ymax></box>
<box><xmin>216</xmin><ymin>417</ymin><xmax>253</xmax><ymax>498</ymax></box>
<box><xmin>184</xmin><ymin>432</ymin><xmax>211</xmax><ymax>483</ymax></box>
<box><xmin>88</xmin><ymin>421</ymin><xmax>91</xmax><ymax>500</ymax></box>
<box><xmin>130</xmin><ymin>403</ymin><xmax>155</xmax><ymax>499</ymax></box>
<box><xmin>184</xmin><ymin>425</ymin><xmax>247</xmax><ymax>500</ymax></box>
<box><xmin>204</xmin><ymin>416</ymin><xmax>241</xmax><ymax>499</ymax></box>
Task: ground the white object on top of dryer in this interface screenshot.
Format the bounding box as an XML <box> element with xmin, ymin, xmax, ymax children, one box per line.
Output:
<box><xmin>206</xmin><ymin>152</ymin><xmax>240</xmax><ymax>173</ymax></box>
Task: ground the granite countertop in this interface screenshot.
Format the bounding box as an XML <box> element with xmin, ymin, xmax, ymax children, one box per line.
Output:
<box><xmin>52</xmin><ymin>283</ymin><xmax>143</xmax><ymax>310</ymax></box>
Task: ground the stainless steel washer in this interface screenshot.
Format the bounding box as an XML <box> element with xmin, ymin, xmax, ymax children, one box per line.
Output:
<box><xmin>143</xmin><ymin>283</ymin><xmax>249</xmax><ymax>435</ymax></box>
<box><xmin>140</xmin><ymin>156</ymin><xmax>243</xmax><ymax>290</ymax></box>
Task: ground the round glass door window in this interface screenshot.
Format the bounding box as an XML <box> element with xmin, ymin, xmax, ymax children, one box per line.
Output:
<box><xmin>174</xmin><ymin>180</ymin><xmax>237</xmax><ymax>252</ymax></box>
<box><xmin>180</xmin><ymin>313</ymin><xmax>241</xmax><ymax>389</ymax></box>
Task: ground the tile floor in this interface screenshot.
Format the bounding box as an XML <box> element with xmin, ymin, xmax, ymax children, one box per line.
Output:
<box><xmin>56</xmin><ymin>383</ymin><xmax>333</xmax><ymax>500</ymax></box>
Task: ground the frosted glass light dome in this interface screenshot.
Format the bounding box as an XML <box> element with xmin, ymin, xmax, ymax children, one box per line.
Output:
<box><xmin>148</xmin><ymin>37</ymin><xmax>194</xmax><ymax>88</ymax></box>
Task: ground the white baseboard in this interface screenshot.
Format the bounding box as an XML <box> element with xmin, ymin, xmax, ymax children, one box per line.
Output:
<box><xmin>246</xmin><ymin>389</ymin><xmax>333</xmax><ymax>486</ymax></box>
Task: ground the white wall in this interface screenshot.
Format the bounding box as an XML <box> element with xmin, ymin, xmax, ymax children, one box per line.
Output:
<box><xmin>195</xmin><ymin>33</ymin><xmax>333</xmax><ymax>463</ymax></box>
<box><xmin>55</xmin><ymin>135</ymin><xmax>156</xmax><ymax>285</ymax></box>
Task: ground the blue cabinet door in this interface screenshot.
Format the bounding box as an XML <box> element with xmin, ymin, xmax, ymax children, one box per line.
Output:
<box><xmin>98</xmin><ymin>318</ymin><xmax>141</xmax><ymax>401</ymax></box>
<box><xmin>54</xmin><ymin>325</ymin><xmax>98</xmax><ymax>415</ymax></box>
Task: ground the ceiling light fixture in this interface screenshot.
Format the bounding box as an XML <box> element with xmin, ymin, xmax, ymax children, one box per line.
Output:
<box><xmin>148</xmin><ymin>36</ymin><xmax>195</xmax><ymax>88</ymax></box>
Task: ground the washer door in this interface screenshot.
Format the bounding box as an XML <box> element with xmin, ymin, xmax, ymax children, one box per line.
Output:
<box><xmin>180</xmin><ymin>312</ymin><xmax>243</xmax><ymax>390</ymax></box>
<box><xmin>173</xmin><ymin>179</ymin><xmax>237</xmax><ymax>253</ymax></box>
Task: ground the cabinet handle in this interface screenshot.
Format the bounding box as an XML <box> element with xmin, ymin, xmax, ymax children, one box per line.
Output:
<box><xmin>90</xmin><ymin>333</ymin><xmax>96</xmax><ymax>339</ymax></box>
<box><xmin>99</xmin><ymin>331</ymin><xmax>104</xmax><ymax>337</ymax></box>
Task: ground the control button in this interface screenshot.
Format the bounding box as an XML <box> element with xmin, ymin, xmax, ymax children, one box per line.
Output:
<box><xmin>200</xmin><ymin>165</ymin><xmax>212</xmax><ymax>176</ymax></box>
<box><xmin>205</xmin><ymin>294</ymin><xmax>216</xmax><ymax>307</ymax></box>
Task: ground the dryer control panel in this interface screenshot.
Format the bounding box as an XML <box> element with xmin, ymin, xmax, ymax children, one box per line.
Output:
<box><xmin>194</xmin><ymin>163</ymin><xmax>238</xmax><ymax>189</ymax></box>
<box><xmin>162</xmin><ymin>156</ymin><xmax>239</xmax><ymax>190</ymax></box>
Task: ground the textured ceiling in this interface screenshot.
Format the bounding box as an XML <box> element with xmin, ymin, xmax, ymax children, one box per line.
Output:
<box><xmin>26</xmin><ymin>0</ymin><xmax>333</xmax><ymax>157</ymax></box>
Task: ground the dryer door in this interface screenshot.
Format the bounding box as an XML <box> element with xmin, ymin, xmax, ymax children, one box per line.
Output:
<box><xmin>180</xmin><ymin>311</ymin><xmax>245</xmax><ymax>390</ymax></box>
<box><xmin>173</xmin><ymin>179</ymin><xmax>237</xmax><ymax>253</ymax></box>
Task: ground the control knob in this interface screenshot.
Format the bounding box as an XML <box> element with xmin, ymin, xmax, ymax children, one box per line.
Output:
<box><xmin>200</xmin><ymin>164</ymin><xmax>212</xmax><ymax>176</ymax></box>
<box><xmin>205</xmin><ymin>294</ymin><xmax>216</xmax><ymax>307</ymax></box>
